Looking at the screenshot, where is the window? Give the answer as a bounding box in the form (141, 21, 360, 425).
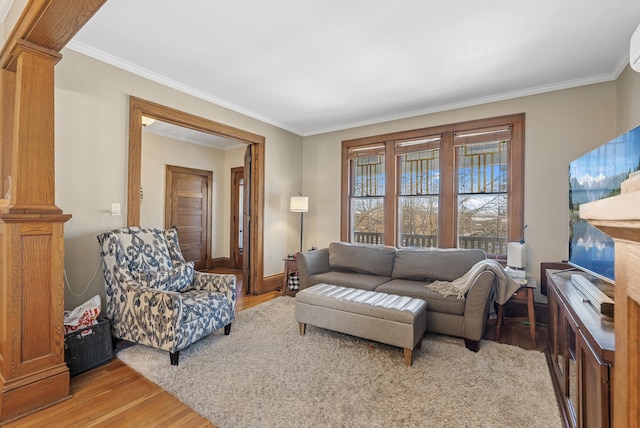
(348, 145, 386, 244)
(341, 114, 524, 258)
(396, 136, 441, 248)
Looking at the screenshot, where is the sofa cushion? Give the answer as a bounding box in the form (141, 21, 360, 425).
(328, 242, 396, 277)
(375, 279, 465, 315)
(391, 248, 486, 282)
(309, 271, 390, 291)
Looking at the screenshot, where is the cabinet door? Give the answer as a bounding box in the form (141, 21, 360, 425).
(564, 310, 579, 428)
(548, 288, 564, 382)
(578, 330, 611, 428)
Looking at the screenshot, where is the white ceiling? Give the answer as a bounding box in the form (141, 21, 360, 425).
(0, 0, 14, 22)
(142, 119, 246, 150)
(68, 1, 640, 137)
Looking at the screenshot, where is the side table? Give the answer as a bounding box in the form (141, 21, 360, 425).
(496, 279, 536, 349)
(282, 257, 298, 296)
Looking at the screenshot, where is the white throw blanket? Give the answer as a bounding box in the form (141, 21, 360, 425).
(425, 259, 522, 305)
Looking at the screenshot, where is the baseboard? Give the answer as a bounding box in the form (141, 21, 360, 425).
(0, 366, 70, 423)
(261, 274, 283, 294)
(209, 257, 230, 269)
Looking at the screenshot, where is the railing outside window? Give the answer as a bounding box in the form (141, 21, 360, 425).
(353, 232, 507, 254)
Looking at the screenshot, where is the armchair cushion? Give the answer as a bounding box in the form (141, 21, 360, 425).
(114, 227, 173, 272)
(133, 261, 195, 292)
(181, 291, 233, 323)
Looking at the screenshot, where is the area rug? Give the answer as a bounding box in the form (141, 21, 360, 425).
(117, 297, 562, 428)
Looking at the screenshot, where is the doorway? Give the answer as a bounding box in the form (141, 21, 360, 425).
(165, 165, 212, 271)
(230, 167, 244, 269)
(127, 96, 266, 294)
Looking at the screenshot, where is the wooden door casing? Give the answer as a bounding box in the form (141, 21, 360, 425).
(165, 165, 212, 271)
(128, 97, 265, 295)
(230, 166, 244, 269)
(243, 145, 252, 293)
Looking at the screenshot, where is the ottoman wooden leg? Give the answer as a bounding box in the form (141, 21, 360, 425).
(404, 348, 413, 366)
(299, 322, 306, 336)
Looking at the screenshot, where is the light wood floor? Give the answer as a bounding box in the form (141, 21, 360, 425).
(5, 270, 546, 427)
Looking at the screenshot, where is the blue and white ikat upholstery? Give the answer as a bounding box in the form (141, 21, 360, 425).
(98, 226, 236, 362)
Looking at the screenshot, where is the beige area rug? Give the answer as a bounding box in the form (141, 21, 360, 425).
(117, 297, 562, 428)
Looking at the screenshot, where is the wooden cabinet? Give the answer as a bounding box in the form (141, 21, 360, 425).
(545, 269, 614, 428)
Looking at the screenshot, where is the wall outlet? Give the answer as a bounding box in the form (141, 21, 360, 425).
(110, 203, 121, 216)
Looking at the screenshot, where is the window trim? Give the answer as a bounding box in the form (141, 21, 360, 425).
(341, 113, 525, 256)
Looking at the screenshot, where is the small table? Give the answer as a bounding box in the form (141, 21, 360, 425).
(282, 257, 298, 296)
(496, 279, 536, 349)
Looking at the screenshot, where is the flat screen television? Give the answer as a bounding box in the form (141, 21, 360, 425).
(568, 125, 640, 284)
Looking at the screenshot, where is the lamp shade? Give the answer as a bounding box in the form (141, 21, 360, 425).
(141, 116, 156, 127)
(290, 196, 309, 212)
(507, 242, 526, 269)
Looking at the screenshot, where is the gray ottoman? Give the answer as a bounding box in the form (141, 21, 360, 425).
(295, 283, 427, 366)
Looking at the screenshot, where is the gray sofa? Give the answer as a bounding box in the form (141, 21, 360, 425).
(296, 242, 497, 351)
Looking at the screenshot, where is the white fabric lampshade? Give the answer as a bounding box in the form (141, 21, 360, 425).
(290, 196, 309, 212)
(507, 242, 526, 269)
(141, 116, 156, 126)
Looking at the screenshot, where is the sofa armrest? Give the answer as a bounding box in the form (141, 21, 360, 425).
(462, 270, 496, 342)
(296, 248, 329, 290)
(193, 271, 237, 313)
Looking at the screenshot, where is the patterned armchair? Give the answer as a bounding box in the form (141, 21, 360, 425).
(97, 226, 236, 365)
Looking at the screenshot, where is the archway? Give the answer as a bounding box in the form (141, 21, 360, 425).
(127, 96, 265, 294)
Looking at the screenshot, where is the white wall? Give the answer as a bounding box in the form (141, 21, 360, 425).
(302, 82, 620, 302)
(55, 48, 303, 311)
(616, 65, 640, 134)
(45, 31, 640, 311)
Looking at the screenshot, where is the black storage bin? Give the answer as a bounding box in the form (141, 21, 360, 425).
(64, 318, 113, 376)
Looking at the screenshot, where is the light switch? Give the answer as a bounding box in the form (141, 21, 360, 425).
(110, 203, 121, 216)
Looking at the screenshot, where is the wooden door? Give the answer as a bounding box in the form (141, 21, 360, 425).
(165, 165, 212, 271)
(230, 166, 244, 269)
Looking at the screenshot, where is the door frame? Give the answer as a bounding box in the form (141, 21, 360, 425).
(127, 96, 266, 294)
(230, 166, 244, 269)
(165, 164, 213, 270)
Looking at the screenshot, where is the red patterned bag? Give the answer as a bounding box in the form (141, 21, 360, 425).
(64, 295, 101, 334)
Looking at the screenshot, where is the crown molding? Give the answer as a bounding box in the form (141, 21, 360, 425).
(66, 40, 625, 138)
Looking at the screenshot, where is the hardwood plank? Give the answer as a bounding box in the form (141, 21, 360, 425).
(123, 399, 184, 426)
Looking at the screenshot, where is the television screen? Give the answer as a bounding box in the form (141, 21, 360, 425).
(568, 125, 640, 283)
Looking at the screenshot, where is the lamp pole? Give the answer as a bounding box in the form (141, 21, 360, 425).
(299, 211, 304, 252)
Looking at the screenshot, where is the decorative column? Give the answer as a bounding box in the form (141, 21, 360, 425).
(0, 40, 71, 423)
(580, 172, 640, 428)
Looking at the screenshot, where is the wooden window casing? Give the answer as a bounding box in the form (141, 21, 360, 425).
(341, 113, 525, 258)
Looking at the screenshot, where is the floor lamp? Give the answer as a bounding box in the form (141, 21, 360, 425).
(290, 195, 309, 252)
